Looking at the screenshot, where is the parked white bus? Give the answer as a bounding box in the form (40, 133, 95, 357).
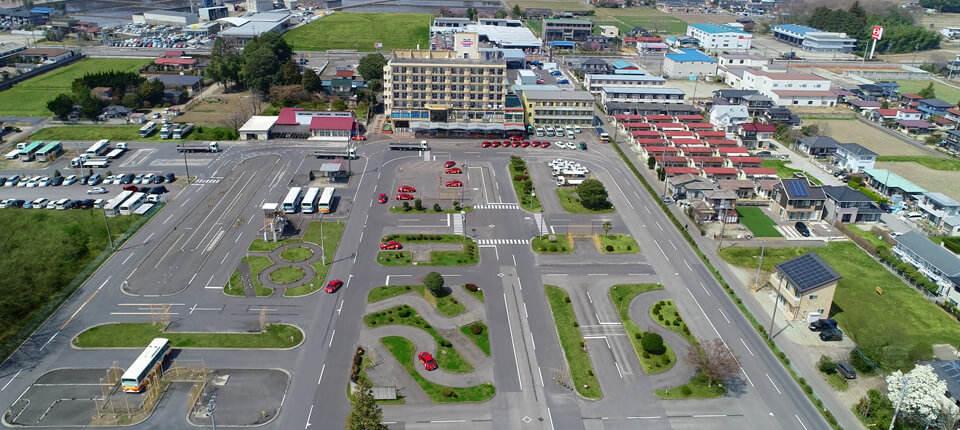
(300, 187, 320, 214)
(317, 187, 335, 213)
(120, 338, 170, 393)
(86, 139, 110, 157)
(138, 121, 157, 137)
(282, 187, 303, 214)
(103, 191, 134, 216)
(119, 192, 146, 215)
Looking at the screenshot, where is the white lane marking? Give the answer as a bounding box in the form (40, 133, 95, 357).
(305, 404, 313, 429)
(328, 330, 335, 347)
(718, 308, 731, 324)
(220, 252, 230, 264)
(188, 272, 198, 286)
(614, 361, 623, 378)
(684, 260, 692, 272)
(512, 254, 517, 267)
(1, 369, 22, 391)
(700, 282, 711, 296)
(523, 302, 528, 319)
(122, 253, 134, 265)
(645, 206, 651, 214)
(318, 364, 325, 384)
(656, 221, 663, 231)
(280, 393, 286, 407)
(693, 414, 727, 418)
(739, 338, 754, 356)
(430, 420, 465, 423)
(39, 332, 58, 352)
(163, 213, 174, 224)
(586, 291, 593, 303)
(669, 240, 677, 250)
(765, 373, 782, 394)
(547, 408, 556, 430)
(538, 366, 544, 387)
(144, 232, 155, 243)
(235, 232, 242, 243)
(337, 300, 343, 315)
(154, 233, 184, 269)
(628, 416, 661, 419)
(654, 241, 667, 258)
(796, 415, 809, 430)
(503, 293, 523, 392)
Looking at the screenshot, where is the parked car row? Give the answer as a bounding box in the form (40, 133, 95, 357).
(0, 197, 106, 210)
(808, 318, 843, 342)
(2, 172, 176, 189)
(480, 140, 552, 149)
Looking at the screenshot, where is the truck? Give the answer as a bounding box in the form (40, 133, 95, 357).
(177, 142, 221, 153)
(596, 126, 610, 142)
(106, 148, 125, 159)
(70, 153, 110, 167)
(172, 123, 194, 139)
(389, 140, 429, 151)
(314, 146, 358, 159)
(556, 173, 587, 187)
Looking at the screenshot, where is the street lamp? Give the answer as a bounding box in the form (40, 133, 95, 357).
(319, 212, 325, 266)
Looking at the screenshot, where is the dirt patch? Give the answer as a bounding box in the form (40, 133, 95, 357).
(672, 13, 740, 24)
(889, 162, 960, 201)
(806, 120, 927, 156)
(179, 92, 270, 128)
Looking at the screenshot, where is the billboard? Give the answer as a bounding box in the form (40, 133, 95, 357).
(871, 26, 883, 40)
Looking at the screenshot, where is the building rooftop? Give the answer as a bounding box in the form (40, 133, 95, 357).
(665, 49, 717, 63)
(150, 75, 203, 87)
(310, 116, 354, 131)
(238, 115, 278, 132)
(390, 50, 505, 65)
(145, 9, 197, 19)
(588, 74, 665, 82)
(20, 47, 70, 56)
(775, 252, 841, 294)
(863, 169, 927, 193)
(745, 69, 825, 81)
(602, 87, 685, 95)
(798, 136, 840, 149)
(894, 119, 935, 128)
(522, 90, 595, 101)
(823, 185, 875, 202)
(462, 24, 542, 48)
(925, 192, 960, 208)
(779, 177, 826, 200)
(220, 21, 284, 37)
(772, 24, 821, 36)
(544, 18, 592, 23)
(688, 23, 749, 35)
(837, 142, 877, 157)
(896, 231, 960, 276)
(920, 98, 955, 108)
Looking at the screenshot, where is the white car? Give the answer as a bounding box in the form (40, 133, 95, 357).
(142, 173, 155, 184)
(38, 176, 51, 187)
(25, 176, 40, 187)
(133, 174, 145, 184)
(102, 175, 114, 185)
(63, 175, 77, 186)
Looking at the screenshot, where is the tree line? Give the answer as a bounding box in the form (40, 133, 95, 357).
(46, 70, 164, 120)
(804, 1, 941, 54)
(919, 0, 960, 12)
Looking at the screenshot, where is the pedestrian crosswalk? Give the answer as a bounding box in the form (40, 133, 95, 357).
(534, 213, 549, 235)
(193, 178, 221, 184)
(775, 225, 804, 238)
(476, 239, 531, 245)
(475, 203, 521, 210)
(453, 213, 464, 235)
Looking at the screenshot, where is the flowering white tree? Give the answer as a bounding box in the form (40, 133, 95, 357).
(885, 365, 948, 424)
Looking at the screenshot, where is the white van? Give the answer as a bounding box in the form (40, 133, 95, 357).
(54, 198, 70, 210)
(574, 126, 582, 133)
(32, 198, 48, 209)
(536, 127, 545, 137)
(545, 126, 555, 136)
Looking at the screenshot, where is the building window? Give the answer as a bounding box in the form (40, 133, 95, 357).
(809, 295, 818, 300)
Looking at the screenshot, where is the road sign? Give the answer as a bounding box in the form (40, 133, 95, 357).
(374, 42, 383, 49)
(689, 75, 696, 81)
(871, 26, 883, 40)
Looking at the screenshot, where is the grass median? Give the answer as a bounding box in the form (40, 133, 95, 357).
(531, 234, 574, 254)
(269, 266, 305, 284)
(508, 157, 541, 212)
(599, 234, 639, 253)
(735, 207, 782, 238)
(376, 235, 478, 266)
(389, 205, 473, 214)
(285, 221, 344, 296)
(655, 373, 726, 399)
(367, 285, 466, 317)
(279, 246, 313, 262)
(249, 238, 302, 252)
(365, 305, 473, 373)
(463, 285, 485, 302)
(557, 188, 615, 214)
(460, 322, 491, 355)
(544, 285, 602, 399)
(73, 323, 303, 348)
(608, 284, 675, 374)
(381, 336, 495, 403)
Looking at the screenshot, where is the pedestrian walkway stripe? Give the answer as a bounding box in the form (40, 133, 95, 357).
(475, 203, 522, 210)
(194, 178, 221, 184)
(475, 239, 531, 245)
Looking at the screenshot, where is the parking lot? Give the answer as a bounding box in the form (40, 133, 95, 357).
(393, 160, 470, 205)
(6, 368, 138, 427)
(0, 172, 178, 210)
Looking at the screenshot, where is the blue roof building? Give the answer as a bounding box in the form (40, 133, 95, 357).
(686, 23, 752, 52)
(663, 49, 718, 79)
(688, 23, 749, 35)
(772, 24, 856, 53)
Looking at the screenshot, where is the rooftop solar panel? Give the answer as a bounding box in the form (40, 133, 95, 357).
(776, 253, 841, 293)
(787, 179, 808, 198)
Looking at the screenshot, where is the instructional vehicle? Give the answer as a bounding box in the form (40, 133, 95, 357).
(325, 279, 343, 293)
(395, 193, 414, 200)
(418, 352, 438, 371)
(445, 167, 462, 174)
(377, 193, 388, 204)
(398, 185, 416, 193)
(445, 180, 463, 187)
(380, 241, 402, 250)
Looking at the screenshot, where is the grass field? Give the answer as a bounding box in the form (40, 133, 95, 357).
(655, 372, 726, 399)
(463, 285, 485, 302)
(557, 188, 615, 214)
(279, 246, 313, 262)
(506, 0, 583, 10)
(376, 235, 478, 266)
(531, 234, 574, 253)
(895, 80, 960, 104)
(460, 322, 491, 355)
(509, 162, 542, 212)
(761, 160, 823, 185)
(599, 234, 639, 253)
(249, 238, 302, 252)
(524, 19, 542, 36)
(608, 284, 675, 374)
(0, 58, 150, 117)
(651, 300, 696, 347)
(73, 323, 303, 348)
(846, 225, 888, 250)
(380, 336, 495, 403)
(285, 221, 344, 296)
(29, 125, 239, 142)
(544, 285, 602, 399)
(876, 156, 960, 171)
(0, 210, 140, 361)
(283, 12, 430, 52)
(365, 305, 473, 373)
(592, 7, 688, 35)
(720, 242, 960, 371)
(735, 207, 783, 238)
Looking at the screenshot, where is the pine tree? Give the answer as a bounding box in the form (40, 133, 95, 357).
(346, 378, 386, 430)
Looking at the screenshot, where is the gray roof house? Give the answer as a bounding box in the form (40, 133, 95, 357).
(822, 185, 883, 224)
(834, 142, 877, 173)
(893, 231, 960, 304)
(797, 136, 840, 157)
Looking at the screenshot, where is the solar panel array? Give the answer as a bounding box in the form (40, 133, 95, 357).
(777, 253, 839, 293)
(787, 179, 808, 197)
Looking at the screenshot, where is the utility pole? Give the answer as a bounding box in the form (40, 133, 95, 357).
(206, 394, 217, 430)
(319, 213, 325, 266)
(753, 240, 766, 290)
(889, 376, 910, 430)
(102, 207, 114, 249)
(182, 147, 191, 184)
(768, 274, 784, 340)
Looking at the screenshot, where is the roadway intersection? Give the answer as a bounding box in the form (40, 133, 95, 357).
(0, 136, 827, 429)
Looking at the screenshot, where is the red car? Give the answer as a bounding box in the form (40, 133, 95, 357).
(536, 79, 545, 84)
(325, 279, 343, 293)
(445, 168, 463, 174)
(509, 135, 523, 141)
(395, 193, 414, 200)
(398, 185, 416, 193)
(481, 141, 491, 148)
(445, 180, 463, 187)
(531, 141, 542, 147)
(418, 352, 438, 371)
(491, 141, 501, 147)
(351, 135, 367, 141)
(380, 241, 403, 250)
(444, 160, 456, 168)
(521, 141, 530, 148)
(123, 185, 139, 192)
(500, 143, 511, 151)
(511, 141, 521, 148)
(540, 141, 551, 148)
(377, 193, 388, 204)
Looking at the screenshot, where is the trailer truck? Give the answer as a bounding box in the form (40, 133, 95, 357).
(389, 140, 429, 151)
(177, 142, 221, 153)
(314, 146, 357, 159)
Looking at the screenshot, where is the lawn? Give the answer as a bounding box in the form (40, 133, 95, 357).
(0, 210, 140, 362)
(608, 284, 676, 374)
(655, 372, 726, 399)
(876, 156, 960, 171)
(463, 284, 485, 302)
(735, 207, 783, 238)
(365, 305, 473, 373)
(895, 80, 960, 105)
(29, 125, 239, 142)
(223, 256, 274, 297)
(285, 221, 344, 296)
(0, 58, 149, 117)
(506, 0, 584, 10)
(279, 246, 313, 262)
(283, 12, 430, 52)
(509, 158, 542, 212)
(366, 285, 466, 317)
(720, 242, 960, 371)
(380, 336, 495, 403)
(846, 225, 888, 250)
(650, 300, 697, 347)
(531, 234, 574, 253)
(557, 188, 615, 214)
(73, 323, 303, 348)
(524, 19, 542, 36)
(460, 322, 491, 355)
(761, 160, 823, 185)
(376, 235, 479, 266)
(599, 234, 639, 253)
(544, 285, 602, 399)
(249, 237, 302, 252)
(269, 266, 305, 284)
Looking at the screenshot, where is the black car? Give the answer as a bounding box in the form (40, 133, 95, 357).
(819, 328, 843, 342)
(51, 176, 64, 186)
(795, 221, 811, 237)
(151, 175, 164, 184)
(165, 173, 176, 183)
(578, 142, 588, 150)
(808, 318, 837, 331)
(8, 199, 24, 208)
(138, 186, 151, 193)
(836, 361, 856, 379)
(62, 200, 77, 209)
(80, 175, 91, 185)
(0, 177, 6, 187)
(120, 173, 135, 184)
(149, 186, 168, 194)
(79, 199, 94, 209)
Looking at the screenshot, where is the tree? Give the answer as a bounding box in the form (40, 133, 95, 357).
(280, 60, 301, 85)
(302, 69, 323, 93)
(880, 100, 890, 109)
(332, 98, 349, 111)
(424, 272, 444, 297)
(433, 202, 442, 211)
(47, 94, 75, 119)
(414, 198, 424, 210)
(511, 4, 523, 18)
(602, 221, 612, 235)
(495, 9, 507, 18)
(701, 339, 740, 387)
(918, 82, 936, 99)
(885, 364, 948, 425)
(78, 96, 103, 120)
(345, 377, 387, 430)
(647, 156, 656, 169)
(121, 92, 140, 108)
(207, 37, 242, 89)
(641, 332, 664, 354)
(576, 179, 610, 210)
(242, 44, 282, 97)
(357, 53, 387, 82)
(137, 79, 164, 107)
(466, 7, 478, 21)
(656, 167, 665, 181)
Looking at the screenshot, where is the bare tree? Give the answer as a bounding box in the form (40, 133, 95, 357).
(702, 339, 740, 387)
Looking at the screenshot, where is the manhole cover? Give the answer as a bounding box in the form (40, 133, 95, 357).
(522, 416, 532, 423)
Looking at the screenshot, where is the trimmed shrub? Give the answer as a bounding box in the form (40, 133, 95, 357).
(641, 332, 665, 354)
(818, 356, 836, 374)
(605, 244, 614, 252)
(680, 385, 692, 396)
(465, 283, 479, 292)
(398, 309, 411, 318)
(469, 323, 484, 335)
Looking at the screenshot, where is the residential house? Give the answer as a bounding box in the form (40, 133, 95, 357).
(685, 23, 752, 52)
(848, 100, 882, 112)
(942, 216, 960, 237)
(868, 108, 900, 124)
(701, 167, 740, 181)
(584, 74, 666, 93)
(899, 93, 924, 109)
(944, 129, 960, 154)
(918, 99, 955, 118)
(893, 231, 960, 303)
(717, 179, 756, 199)
(162, 89, 184, 105)
(895, 119, 936, 136)
(875, 81, 900, 99)
(736, 122, 776, 149)
(154, 56, 198, 71)
(862, 168, 928, 202)
(98, 104, 133, 121)
(702, 189, 739, 222)
(945, 107, 960, 123)
(600, 87, 685, 105)
(667, 173, 717, 199)
(18, 47, 73, 63)
(768, 252, 841, 320)
(834, 143, 877, 173)
(579, 57, 612, 74)
(150, 75, 203, 97)
(771, 177, 826, 221)
(764, 106, 800, 126)
(918, 192, 960, 228)
(739, 68, 836, 107)
(797, 136, 840, 157)
(90, 87, 114, 100)
(543, 18, 593, 42)
(822, 185, 884, 224)
(717, 53, 768, 68)
(853, 84, 885, 101)
(932, 116, 957, 130)
(707, 104, 749, 132)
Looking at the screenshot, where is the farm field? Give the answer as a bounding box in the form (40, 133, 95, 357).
(179, 93, 270, 127)
(889, 162, 960, 202)
(592, 7, 687, 35)
(283, 12, 430, 52)
(805, 119, 926, 156)
(895, 80, 960, 104)
(0, 58, 150, 117)
(506, 0, 585, 11)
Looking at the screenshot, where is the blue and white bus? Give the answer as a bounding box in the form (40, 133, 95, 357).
(300, 187, 320, 214)
(317, 187, 335, 214)
(282, 187, 303, 214)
